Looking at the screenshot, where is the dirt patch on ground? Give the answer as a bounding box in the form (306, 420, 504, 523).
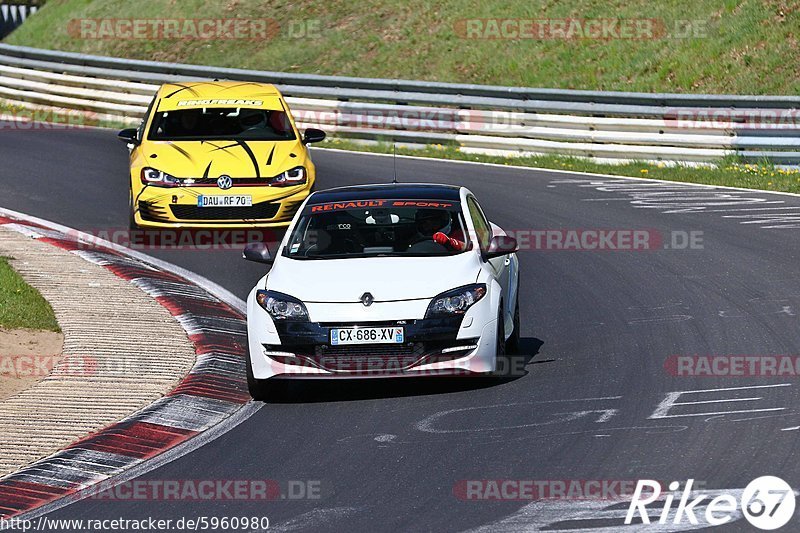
(0, 328, 64, 400)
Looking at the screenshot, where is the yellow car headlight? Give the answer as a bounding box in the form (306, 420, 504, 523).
(269, 166, 306, 187)
(141, 168, 180, 188)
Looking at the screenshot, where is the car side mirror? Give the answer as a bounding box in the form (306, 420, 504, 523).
(118, 128, 140, 145)
(243, 242, 273, 264)
(302, 128, 326, 144)
(485, 235, 518, 259)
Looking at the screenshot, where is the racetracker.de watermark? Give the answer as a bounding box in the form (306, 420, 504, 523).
(665, 355, 800, 378)
(261, 353, 535, 377)
(71, 479, 321, 501)
(0, 354, 180, 378)
(0, 354, 95, 378)
(664, 108, 800, 130)
(304, 107, 796, 135)
(66, 229, 282, 251)
(0, 109, 99, 130)
(453, 479, 707, 501)
(67, 18, 322, 40)
(505, 229, 703, 251)
(454, 18, 708, 40)
(63, 229, 702, 252)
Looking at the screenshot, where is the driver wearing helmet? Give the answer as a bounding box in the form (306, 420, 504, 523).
(408, 209, 465, 252)
(238, 108, 267, 132)
(163, 108, 202, 136)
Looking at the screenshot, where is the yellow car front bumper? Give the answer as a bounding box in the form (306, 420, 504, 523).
(132, 185, 310, 229)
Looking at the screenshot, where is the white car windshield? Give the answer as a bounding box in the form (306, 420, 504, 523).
(284, 200, 472, 259)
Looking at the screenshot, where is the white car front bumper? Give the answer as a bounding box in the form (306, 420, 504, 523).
(246, 283, 502, 380)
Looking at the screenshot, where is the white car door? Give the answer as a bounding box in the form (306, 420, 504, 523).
(466, 196, 513, 324)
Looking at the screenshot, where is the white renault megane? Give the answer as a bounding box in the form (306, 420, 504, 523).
(243, 183, 520, 398)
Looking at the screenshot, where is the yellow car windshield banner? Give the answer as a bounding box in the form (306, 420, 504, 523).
(158, 96, 285, 112)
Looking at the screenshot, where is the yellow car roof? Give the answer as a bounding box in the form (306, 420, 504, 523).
(156, 81, 284, 112)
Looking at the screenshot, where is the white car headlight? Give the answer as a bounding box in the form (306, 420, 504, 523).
(426, 284, 487, 318)
(256, 290, 309, 321)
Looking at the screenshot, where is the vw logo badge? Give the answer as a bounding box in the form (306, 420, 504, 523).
(216, 175, 233, 190)
(360, 292, 374, 307)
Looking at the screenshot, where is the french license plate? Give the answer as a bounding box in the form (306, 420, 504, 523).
(197, 195, 252, 207)
(330, 327, 404, 346)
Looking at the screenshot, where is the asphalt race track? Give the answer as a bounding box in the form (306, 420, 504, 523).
(2, 126, 800, 532)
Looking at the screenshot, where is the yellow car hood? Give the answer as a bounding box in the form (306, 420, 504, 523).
(142, 139, 305, 179)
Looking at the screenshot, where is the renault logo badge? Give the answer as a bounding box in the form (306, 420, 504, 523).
(216, 175, 233, 190)
(360, 292, 374, 307)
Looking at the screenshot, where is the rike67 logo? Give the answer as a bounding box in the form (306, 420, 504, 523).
(626, 477, 796, 530)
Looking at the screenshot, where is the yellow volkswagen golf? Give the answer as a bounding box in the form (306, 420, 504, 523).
(118, 81, 325, 229)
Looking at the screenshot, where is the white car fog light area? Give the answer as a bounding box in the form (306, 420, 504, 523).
(441, 345, 479, 354)
(261, 347, 296, 358)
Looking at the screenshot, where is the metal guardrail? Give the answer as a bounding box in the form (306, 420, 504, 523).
(0, 43, 798, 165)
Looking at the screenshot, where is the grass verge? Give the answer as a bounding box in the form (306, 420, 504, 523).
(318, 138, 800, 194)
(4, 0, 799, 94)
(0, 257, 60, 332)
